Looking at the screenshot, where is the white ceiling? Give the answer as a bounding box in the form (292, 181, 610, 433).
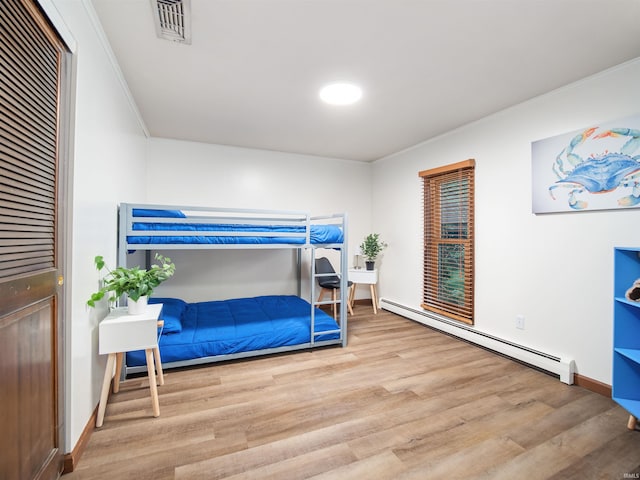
(91, 0, 640, 162)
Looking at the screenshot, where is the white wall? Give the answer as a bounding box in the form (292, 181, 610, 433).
(51, 0, 148, 452)
(372, 58, 640, 385)
(145, 139, 372, 302)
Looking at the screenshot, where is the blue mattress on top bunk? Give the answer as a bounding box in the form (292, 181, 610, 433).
(126, 295, 341, 367)
(127, 208, 344, 245)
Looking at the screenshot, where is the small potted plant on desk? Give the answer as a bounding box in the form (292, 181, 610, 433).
(360, 233, 388, 270)
(87, 253, 176, 314)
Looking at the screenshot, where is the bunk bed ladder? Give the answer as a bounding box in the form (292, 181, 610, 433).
(310, 247, 318, 346)
(309, 214, 348, 348)
(339, 217, 348, 347)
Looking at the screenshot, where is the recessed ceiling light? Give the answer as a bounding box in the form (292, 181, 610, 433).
(319, 82, 363, 105)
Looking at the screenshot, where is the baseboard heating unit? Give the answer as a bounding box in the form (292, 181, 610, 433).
(380, 299, 575, 385)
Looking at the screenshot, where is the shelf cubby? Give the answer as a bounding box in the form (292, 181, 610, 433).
(613, 247, 640, 429)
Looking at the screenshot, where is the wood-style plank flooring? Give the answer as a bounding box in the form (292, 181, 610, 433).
(65, 306, 640, 479)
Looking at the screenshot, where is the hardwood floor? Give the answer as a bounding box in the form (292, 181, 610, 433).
(65, 307, 640, 479)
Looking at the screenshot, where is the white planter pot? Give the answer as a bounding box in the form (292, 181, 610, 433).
(127, 295, 148, 315)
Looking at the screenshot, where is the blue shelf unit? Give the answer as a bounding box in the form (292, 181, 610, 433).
(613, 247, 640, 428)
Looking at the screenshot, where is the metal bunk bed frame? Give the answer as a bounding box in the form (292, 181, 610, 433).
(117, 203, 349, 376)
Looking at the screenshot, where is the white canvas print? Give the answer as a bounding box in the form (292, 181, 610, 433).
(531, 115, 640, 213)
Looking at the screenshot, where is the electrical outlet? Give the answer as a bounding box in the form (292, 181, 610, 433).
(516, 314, 525, 330)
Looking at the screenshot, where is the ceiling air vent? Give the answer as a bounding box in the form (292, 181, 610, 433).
(151, 0, 191, 44)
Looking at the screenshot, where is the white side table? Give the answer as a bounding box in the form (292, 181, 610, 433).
(96, 303, 164, 427)
(348, 269, 379, 314)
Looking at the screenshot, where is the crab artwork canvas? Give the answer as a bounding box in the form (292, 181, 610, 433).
(532, 114, 640, 213)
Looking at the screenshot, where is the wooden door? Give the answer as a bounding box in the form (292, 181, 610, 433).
(0, 0, 67, 478)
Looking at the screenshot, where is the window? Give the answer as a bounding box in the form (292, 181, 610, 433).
(419, 159, 475, 324)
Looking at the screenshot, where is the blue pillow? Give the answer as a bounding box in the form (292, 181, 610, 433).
(132, 208, 186, 218)
(149, 297, 186, 334)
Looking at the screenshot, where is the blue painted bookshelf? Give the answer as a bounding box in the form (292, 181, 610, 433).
(613, 247, 640, 430)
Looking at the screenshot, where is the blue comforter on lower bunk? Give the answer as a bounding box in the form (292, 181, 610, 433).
(126, 295, 341, 367)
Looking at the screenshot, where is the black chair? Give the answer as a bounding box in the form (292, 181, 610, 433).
(315, 257, 354, 319)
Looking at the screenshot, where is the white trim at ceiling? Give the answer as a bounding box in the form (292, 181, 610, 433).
(80, 0, 150, 138)
(37, 0, 77, 52)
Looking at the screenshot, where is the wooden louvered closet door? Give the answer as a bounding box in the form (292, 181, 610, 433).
(0, 0, 67, 479)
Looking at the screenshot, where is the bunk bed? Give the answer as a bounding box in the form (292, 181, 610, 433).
(117, 203, 349, 376)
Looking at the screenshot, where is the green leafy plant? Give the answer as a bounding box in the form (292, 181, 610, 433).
(360, 233, 388, 261)
(87, 253, 176, 307)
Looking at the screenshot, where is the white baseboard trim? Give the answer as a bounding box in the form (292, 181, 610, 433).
(380, 298, 575, 385)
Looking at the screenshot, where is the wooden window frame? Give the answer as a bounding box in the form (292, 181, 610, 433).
(419, 159, 475, 324)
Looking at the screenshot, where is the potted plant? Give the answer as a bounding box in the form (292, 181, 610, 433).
(360, 233, 387, 270)
(87, 253, 176, 314)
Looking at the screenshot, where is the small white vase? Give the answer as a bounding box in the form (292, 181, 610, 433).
(127, 295, 148, 315)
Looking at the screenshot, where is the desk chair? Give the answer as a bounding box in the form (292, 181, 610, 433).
(315, 257, 354, 319)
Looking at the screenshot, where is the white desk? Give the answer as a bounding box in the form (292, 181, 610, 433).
(96, 303, 164, 427)
(348, 268, 379, 314)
